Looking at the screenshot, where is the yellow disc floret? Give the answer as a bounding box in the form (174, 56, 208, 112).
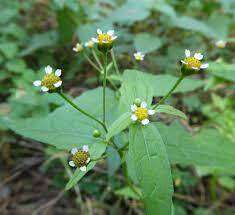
(41, 73, 61, 91)
(183, 57, 202, 69)
(134, 107, 148, 121)
(98, 33, 112, 44)
(72, 150, 90, 168)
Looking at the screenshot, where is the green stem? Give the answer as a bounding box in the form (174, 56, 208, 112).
(58, 92, 107, 132)
(111, 49, 120, 75)
(92, 49, 103, 70)
(153, 75, 184, 109)
(102, 52, 108, 125)
(83, 52, 100, 72)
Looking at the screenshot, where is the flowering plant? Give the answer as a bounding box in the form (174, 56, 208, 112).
(7, 28, 217, 215)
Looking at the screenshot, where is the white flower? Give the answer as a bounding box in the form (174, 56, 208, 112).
(69, 145, 90, 172)
(85, 40, 94, 48)
(181, 49, 209, 71)
(73, 43, 83, 52)
(131, 101, 155, 125)
(92, 29, 117, 44)
(33, 65, 62, 92)
(215, 40, 226, 48)
(134, 52, 145, 61)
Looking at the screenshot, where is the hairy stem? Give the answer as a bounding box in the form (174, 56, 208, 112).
(153, 75, 184, 109)
(102, 52, 108, 125)
(111, 49, 120, 75)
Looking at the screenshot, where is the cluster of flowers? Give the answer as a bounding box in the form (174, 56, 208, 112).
(33, 28, 214, 172)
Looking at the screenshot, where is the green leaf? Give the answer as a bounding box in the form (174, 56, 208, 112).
(65, 141, 106, 190)
(155, 105, 187, 120)
(3, 88, 118, 150)
(119, 70, 203, 113)
(115, 186, 141, 200)
(106, 112, 132, 141)
(129, 124, 173, 215)
(0, 42, 18, 59)
(156, 122, 235, 174)
(209, 61, 235, 82)
(134, 33, 163, 53)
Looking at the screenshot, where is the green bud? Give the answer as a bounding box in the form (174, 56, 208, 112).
(93, 129, 101, 138)
(134, 98, 142, 107)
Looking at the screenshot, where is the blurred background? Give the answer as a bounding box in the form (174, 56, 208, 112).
(0, 0, 234, 214)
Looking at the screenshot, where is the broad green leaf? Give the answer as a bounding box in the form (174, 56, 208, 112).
(106, 112, 132, 141)
(134, 33, 163, 53)
(119, 70, 154, 113)
(115, 186, 141, 200)
(209, 61, 235, 82)
(129, 124, 173, 215)
(65, 141, 106, 190)
(108, 0, 150, 25)
(156, 122, 235, 174)
(3, 88, 118, 150)
(0, 42, 18, 59)
(119, 70, 203, 113)
(155, 105, 187, 120)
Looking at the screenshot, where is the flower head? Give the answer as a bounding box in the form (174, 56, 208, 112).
(85, 40, 94, 48)
(73, 43, 83, 52)
(180, 49, 209, 76)
(92, 29, 117, 52)
(69, 145, 90, 172)
(134, 52, 145, 61)
(33, 65, 62, 93)
(215, 40, 226, 48)
(131, 101, 155, 125)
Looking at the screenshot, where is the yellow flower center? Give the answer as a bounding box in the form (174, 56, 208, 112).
(72, 150, 90, 168)
(41, 73, 61, 90)
(184, 57, 202, 69)
(135, 107, 148, 121)
(98, 34, 112, 44)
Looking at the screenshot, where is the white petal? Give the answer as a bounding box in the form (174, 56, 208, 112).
(53, 81, 62, 88)
(192, 67, 199, 70)
(41, 86, 49, 92)
(131, 114, 138, 121)
(92, 38, 98, 43)
(148, 109, 155, 115)
(140, 101, 147, 108)
(83, 145, 89, 152)
(85, 42, 89, 47)
(200, 63, 209, 69)
(111, 35, 117, 40)
(45, 65, 52, 74)
(131, 104, 137, 112)
(194, 53, 203, 60)
(107, 30, 114, 36)
(33, 80, 41, 87)
(69, 161, 75, 167)
(80, 166, 87, 172)
(71, 148, 78, 155)
(86, 158, 91, 163)
(185, 49, 190, 58)
(141, 119, 150, 125)
(55, 69, 61, 77)
(97, 29, 102, 34)
(181, 60, 188, 65)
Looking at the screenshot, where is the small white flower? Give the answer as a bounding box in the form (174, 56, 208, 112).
(134, 52, 145, 61)
(215, 40, 226, 48)
(33, 66, 63, 92)
(69, 145, 90, 172)
(85, 40, 94, 48)
(92, 29, 117, 44)
(130, 100, 155, 126)
(181, 49, 209, 71)
(73, 43, 83, 52)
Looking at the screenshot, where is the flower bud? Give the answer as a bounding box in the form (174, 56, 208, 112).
(134, 98, 141, 107)
(93, 129, 101, 138)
